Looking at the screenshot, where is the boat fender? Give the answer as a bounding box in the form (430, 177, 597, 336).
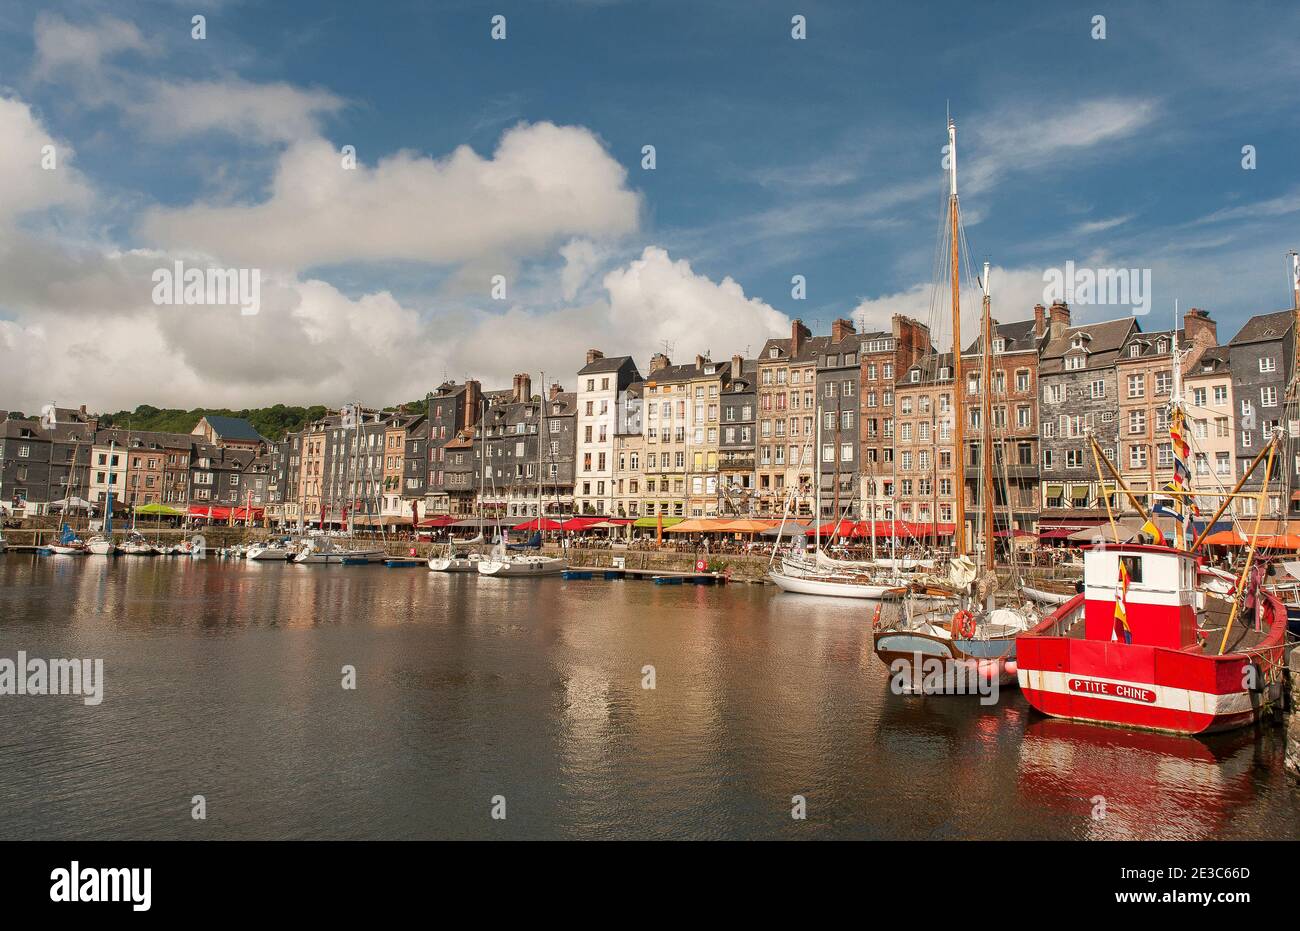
(871, 604, 882, 629)
(952, 610, 977, 639)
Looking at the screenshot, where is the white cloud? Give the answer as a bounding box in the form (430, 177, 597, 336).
(1075, 214, 1134, 235)
(134, 79, 346, 144)
(140, 122, 642, 271)
(32, 13, 146, 83)
(0, 96, 91, 222)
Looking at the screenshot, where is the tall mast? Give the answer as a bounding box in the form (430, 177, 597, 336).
(1291, 251, 1300, 400)
(949, 117, 966, 557)
(981, 262, 995, 573)
(1170, 314, 1188, 550)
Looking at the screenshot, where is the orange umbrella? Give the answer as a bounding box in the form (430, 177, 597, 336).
(1201, 530, 1246, 546)
(1251, 532, 1300, 549)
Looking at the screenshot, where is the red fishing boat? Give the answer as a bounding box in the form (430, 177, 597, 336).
(1017, 542, 1287, 735)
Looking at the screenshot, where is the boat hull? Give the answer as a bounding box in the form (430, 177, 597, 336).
(246, 546, 293, 561)
(1016, 593, 1285, 736)
(873, 628, 1018, 689)
(294, 550, 386, 564)
(770, 570, 904, 600)
(476, 557, 566, 577)
(47, 544, 87, 556)
(1022, 584, 1075, 606)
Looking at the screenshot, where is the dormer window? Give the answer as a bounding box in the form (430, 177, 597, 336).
(1156, 340, 1166, 354)
(1129, 345, 1140, 358)
(992, 338, 1005, 353)
(704, 365, 716, 375)
(769, 347, 779, 359)
(939, 367, 950, 380)
(1072, 337, 1086, 350)
(1066, 355, 1085, 371)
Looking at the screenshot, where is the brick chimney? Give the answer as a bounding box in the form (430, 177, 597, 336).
(790, 318, 812, 356)
(585, 349, 604, 366)
(462, 380, 481, 430)
(731, 354, 744, 380)
(892, 314, 932, 364)
(649, 352, 671, 374)
(1032, 303, 1047, 338)
(1048, 300, 1071, 339)
(695, 353, 707, 370)
(549, 382, 563, 402)
(1183, 307, 1217, 348)
(512, 373, 532, 403)
(830, 317, 856, 343)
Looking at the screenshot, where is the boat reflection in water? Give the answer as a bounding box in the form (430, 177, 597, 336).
(1016, 718, 1267, 840)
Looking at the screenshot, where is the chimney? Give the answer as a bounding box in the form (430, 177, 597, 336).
(695, 354, 707, 370)
(649, 352, 670, 374)
(549, 382, 563, 402)
(585, 349, 604, 366)
(731, 354, 744, 379)
(1183, 307, 1216, 348)
(791, 318, 812, 356)
(462, 380, 481, 430)
(1048, 300, 1071, 339)
(1033, 303, 1047, 338)
(512, 373, 532, 403)
(830, 317, 856, 343)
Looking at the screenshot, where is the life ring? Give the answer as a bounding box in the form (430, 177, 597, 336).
(952, 610, 977, 639)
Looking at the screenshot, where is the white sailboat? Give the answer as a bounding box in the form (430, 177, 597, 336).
(292, 534, 386, 564)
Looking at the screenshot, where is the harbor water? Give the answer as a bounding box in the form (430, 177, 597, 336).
(0, 555, 1296, 840)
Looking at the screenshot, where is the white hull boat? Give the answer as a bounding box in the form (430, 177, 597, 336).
(770, 569, 906, 600)
(292, 537, 386, 564)
(477, 554, 567, 577)
(47, 544, 88, 556)
(1021, 583, 1075, 606)
(246, 542, 295, 561)
(87, 536, 118, 556)
(428, 553, 483, 572)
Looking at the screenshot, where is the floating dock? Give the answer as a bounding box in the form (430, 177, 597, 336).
(384, 557, 426, 568)
(565, 566, 725, 585)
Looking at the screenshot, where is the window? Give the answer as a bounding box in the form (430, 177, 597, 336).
(1042, 450, 1054, 470)
(1067, 449, 1083, 469)
(1127, 374, 1144, 398)
(1090, 380, 1105, 399)
(1128, 410, 1146, 435)
(1213, 385, 1228, 405)
(1120, 554, 1143, 584)
(1260, 357, 1276, 373)
(1066, 355, 1085, 371)
(1129, 445, 1148, 469)
(1192, 387, 1207, 407)
(1261, 386, 1278, 407)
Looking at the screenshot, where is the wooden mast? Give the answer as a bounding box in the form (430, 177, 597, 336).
(949, 117, 966, 557)
(981, 262, 995, 573)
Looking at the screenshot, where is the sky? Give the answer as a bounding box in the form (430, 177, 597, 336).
(1, 0, 1299, 413)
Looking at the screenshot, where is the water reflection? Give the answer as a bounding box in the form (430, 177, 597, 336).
(0, 555, 1295, 839)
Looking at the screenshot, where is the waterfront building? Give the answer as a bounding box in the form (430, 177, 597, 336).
(816, 318, 862, 521)
(1226, 309, 1294, 512)
(1036, 303, 1137, 532)
(423, 380, 481, 516)
(382, 414, 421, 523)
(641, 354, 692, 519)
(1182, 345, 1235, 515)
(88, 429, 130, 509)
(613, 381, 645, 519)
(575, 350, 642, 515)
(894, 351, 956, 533)
(1114, 308, 1217, 513)
(718, 355, 757, 515)
(960, 311, 1047, 539)
(189, 443, 257, 507)
(858, 316, 931, 524)
(683, 354, 733, 517)
(0, 416, 52, 515)
(755, 319, 819, 517)
(123, 431, 193, 507)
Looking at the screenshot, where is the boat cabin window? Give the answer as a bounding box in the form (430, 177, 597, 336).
(1119, 554, 1142, 584)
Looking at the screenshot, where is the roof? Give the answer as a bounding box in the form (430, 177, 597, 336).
(579, 354, 636, 376)
(1187, 345, 1231, 377)
(897, 351, 956, 387)
(962, 317, 1043, 355)
(200, 415, 264, 442)
(1229, 310, 1295, 346)
(1039, 317, 1137, 374)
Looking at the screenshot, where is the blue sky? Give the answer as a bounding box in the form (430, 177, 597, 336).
(1, 0, 1298, 410)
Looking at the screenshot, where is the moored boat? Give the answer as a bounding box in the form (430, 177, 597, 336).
(1017, 542, 1287, 735)
(292, 536, 386, 564)
(770, 568, 906, 599)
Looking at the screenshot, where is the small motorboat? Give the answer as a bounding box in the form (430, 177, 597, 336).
(246, 540, 295, 561)
(120, 531, 158, 556)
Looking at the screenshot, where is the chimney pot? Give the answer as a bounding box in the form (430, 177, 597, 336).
(831, 317, 856, 343)
(585, 349, 604, 365)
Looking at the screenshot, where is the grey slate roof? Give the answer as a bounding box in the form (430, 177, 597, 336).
(202, 415, 264, 442)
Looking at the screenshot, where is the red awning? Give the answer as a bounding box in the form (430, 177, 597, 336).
(513, 518, 564, 531)
(187, 505, 231, 520)
(993, 529, 1034, 538)
(1037, 528, 1078, 540)
(231, 507, 264, 520)
(559, 517, 605, 530)
(417, 515, 458, 528)
(814, 520, 859, 536)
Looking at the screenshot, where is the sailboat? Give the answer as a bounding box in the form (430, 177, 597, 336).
(478, 373, 568, 578)
(87, 480, 118, 555)
(872, 118, 1034, 688)
(769, 414, 908, 598)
